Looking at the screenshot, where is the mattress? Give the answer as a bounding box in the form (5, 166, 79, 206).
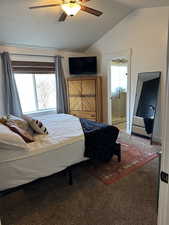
(0, 114, 86, 191)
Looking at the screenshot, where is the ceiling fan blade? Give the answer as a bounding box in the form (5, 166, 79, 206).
(80, 5, 103, 16)
(58, 12, 67, 22)
(29, 4, 60, 10)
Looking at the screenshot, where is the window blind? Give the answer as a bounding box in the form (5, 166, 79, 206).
(12, 61, 55, 74)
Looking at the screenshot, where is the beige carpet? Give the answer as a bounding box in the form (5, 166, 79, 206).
(0, 157, 158, 225)
(0, 134, 160, 225)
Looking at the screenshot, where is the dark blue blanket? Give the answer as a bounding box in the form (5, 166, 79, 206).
(79, 118, 119, 162)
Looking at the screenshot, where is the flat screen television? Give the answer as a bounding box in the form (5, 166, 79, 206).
(69, 56, 97, 75)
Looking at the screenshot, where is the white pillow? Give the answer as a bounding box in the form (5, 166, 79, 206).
(23, 115, 48, 135)
(0, 123, 28, 151)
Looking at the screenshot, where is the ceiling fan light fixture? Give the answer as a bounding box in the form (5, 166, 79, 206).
(61, 2, 81, 16)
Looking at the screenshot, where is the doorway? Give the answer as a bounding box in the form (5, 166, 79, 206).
(110, 59, 128, 132)
(107, 50, 131, 133)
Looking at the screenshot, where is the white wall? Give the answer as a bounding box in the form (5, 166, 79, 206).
(86, 7, 169, 142)
(0, 45, 86, 115)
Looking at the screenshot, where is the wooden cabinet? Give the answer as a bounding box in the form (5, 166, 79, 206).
(67, 76, 102, 122)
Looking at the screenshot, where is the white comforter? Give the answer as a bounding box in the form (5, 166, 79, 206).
(0, 114, 86, 191)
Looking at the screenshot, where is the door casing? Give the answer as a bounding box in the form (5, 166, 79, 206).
(106, 49, 132, 133)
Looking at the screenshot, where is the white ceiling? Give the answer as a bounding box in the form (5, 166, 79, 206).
(115, 0, 169, 8)
(0, 0, 169, 51)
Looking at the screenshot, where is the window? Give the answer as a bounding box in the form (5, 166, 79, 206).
(14, 73, 56, 114)
(12, 61, 56, 114)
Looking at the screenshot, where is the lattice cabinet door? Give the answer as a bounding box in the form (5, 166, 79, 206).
(68, 80, 81, 96)
(82, 97, 96, 112)
(81, 79, 96, 112)
(81, 79, 96, 96)
(69, 97, 82, 111)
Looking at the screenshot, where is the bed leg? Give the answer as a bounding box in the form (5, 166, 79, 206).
(118, 144, 121, 162)
(68, 167, 73, 185)
(115, 143, 121, 162)
(118, 152, 121, 162)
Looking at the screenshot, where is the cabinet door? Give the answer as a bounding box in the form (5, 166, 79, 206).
(82, 97, 96, 112)
(68, 80, 81, 96)
(69, 97, 82, 111)
(82, 80, 96, 96)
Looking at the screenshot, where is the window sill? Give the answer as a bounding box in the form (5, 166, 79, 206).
(24, 109, 57, 117)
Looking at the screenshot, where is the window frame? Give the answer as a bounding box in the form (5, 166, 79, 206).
(13, 61, 56, 115)
(14, 70, 57, 116)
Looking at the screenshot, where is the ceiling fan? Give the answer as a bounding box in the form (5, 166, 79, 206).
(29, 0, 103, 22)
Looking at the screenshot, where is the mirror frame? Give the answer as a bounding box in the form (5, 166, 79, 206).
(131, 71, 161, 144)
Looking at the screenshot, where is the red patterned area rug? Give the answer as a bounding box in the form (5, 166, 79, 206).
(89, 142, 158, 185)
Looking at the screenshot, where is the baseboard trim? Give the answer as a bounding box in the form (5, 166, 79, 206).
(152, 136, 161, 145)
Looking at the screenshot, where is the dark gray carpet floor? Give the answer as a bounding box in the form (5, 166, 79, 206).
(0, 157, 158, 225)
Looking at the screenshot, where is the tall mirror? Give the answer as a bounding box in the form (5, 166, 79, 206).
(132, 71, 161, 143)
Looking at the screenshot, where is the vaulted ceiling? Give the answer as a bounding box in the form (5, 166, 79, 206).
(0, 0, 169, 51)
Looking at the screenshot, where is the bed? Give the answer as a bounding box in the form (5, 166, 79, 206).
(0, 114, 87, 191)
(0, 114, 120, 192)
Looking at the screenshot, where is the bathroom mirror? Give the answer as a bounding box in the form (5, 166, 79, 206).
(131, 71, 161, 143)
